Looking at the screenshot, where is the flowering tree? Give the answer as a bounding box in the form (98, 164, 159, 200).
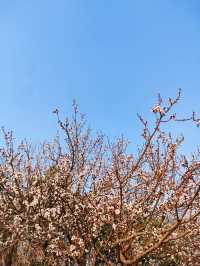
(0, 91, 200, 265)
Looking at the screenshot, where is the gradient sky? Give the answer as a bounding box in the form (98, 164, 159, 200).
(0, 0, 200, 154)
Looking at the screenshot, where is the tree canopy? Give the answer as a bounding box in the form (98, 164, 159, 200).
(0, 91, 200, 265)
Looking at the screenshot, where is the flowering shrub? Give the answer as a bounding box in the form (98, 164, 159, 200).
(0, 91, 200, 265)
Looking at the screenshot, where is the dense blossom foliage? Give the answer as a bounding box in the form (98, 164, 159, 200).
(1, 92, 200, 265)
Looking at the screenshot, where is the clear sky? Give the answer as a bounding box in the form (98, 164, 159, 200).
(0, 0, 200, 154)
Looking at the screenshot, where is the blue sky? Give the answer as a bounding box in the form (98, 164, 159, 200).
(0, 0, 200, 154)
